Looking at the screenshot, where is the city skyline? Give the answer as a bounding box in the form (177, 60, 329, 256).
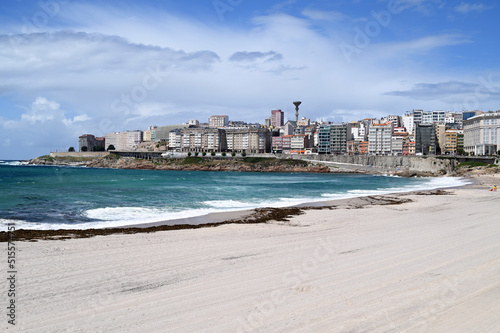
(1, 0, 500, 159)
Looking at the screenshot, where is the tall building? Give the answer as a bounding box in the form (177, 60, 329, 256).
(435, 124, 447, 151)
(318, 125, 331, 154)
(316, 123, 349, 154)
(209, 115, 229, 128)
(368, 122, 393, 155)
(330, 123, 348, 154)
(271, 110, 284, 127)
(415, 124, 437, 155)
(463, 111, 500, 155)
(443, 130, 459, 154)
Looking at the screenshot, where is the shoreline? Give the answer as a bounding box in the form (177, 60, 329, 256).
(0, 175, 477, 242)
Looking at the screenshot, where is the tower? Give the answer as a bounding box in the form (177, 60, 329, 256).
(293, 101, 301, 124)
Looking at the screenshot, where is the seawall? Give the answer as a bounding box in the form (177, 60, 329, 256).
(265, 154, 457, 174)
(50, 152, 110, 158)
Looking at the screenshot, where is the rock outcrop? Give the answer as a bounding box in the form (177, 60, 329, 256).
(85, 156, 331, 173)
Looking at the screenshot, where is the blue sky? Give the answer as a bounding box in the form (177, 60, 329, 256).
(1, 0, 499, 159)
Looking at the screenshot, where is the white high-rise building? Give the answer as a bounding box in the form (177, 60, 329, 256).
(368, 122, 393, 155)
(402, 114, 414, 134)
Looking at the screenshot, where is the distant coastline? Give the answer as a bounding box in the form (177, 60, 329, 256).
(26, 153, 500, 177)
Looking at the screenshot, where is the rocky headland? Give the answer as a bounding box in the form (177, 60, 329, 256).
(29, 155, 331, 173)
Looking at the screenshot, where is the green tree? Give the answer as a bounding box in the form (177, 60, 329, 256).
(107, 145, 116, 151)
(241, 150, 246, 157)
(81, 146, 88, 152)
(68, 147, 75, 152)
(195, 152, 199, 157)
(231, 151, 236, 157)
(211, 151, 216, 156)
(187, 152, 192, 157)
(202, 152, 207, 156)
(221, 152, 226, 157)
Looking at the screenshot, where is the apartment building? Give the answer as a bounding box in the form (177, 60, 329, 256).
(168, 128, 226, 152)
(271, 110, 284, 127)
(290, 134, 313, 154)
(368, 122, 393, 155)
(330, 123, 349, 154)
(443, 130, 459, 154)
(225, 128, 271, 153)
(318, 125, 331, 154)
(391, 132, 408, 156)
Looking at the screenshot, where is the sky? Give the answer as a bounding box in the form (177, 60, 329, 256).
(1, 0, 499, 159)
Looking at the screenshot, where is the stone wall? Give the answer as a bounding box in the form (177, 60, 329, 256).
(265, 154, 457, 173)
(50, 152, 110, 158)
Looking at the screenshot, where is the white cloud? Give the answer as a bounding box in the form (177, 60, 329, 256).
(372, 33, 470, 57)
(1, 1, 499, 159)
(301, 9, 347, 21)
(392, 0, 445, 14)
(454, 2, 491, 14)
(20, 97, 62, 124)
(229, 51, 283, 62)
(0, 96, 94, 158)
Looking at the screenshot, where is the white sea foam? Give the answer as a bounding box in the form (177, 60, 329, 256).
(0, 160, 28, 166)
(0, 176, 471, 231)
(203, 200, 260, 209)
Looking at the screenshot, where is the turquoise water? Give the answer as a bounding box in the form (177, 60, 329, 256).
(0, 161, 468, 230)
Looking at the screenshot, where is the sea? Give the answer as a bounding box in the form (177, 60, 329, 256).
(0, 160, 470, 231)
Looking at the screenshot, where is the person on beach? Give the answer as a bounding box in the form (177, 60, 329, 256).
(494, 185, 497, 191)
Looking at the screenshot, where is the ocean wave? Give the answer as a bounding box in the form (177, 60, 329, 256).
(0, 160, 29, 166)
(0, 176, 471, 231)
(203, 200, 259, 209)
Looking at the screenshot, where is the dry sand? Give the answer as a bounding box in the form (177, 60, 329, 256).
(5, 175, 500, 332)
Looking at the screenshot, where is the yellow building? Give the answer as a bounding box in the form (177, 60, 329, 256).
(444, 130, 458, 154)
(143, 130, 152, 142)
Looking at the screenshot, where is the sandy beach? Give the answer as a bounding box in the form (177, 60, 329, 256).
(5, 174, 500, 332)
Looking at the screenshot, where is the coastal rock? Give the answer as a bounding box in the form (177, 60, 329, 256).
(84, 156, 331, 173)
